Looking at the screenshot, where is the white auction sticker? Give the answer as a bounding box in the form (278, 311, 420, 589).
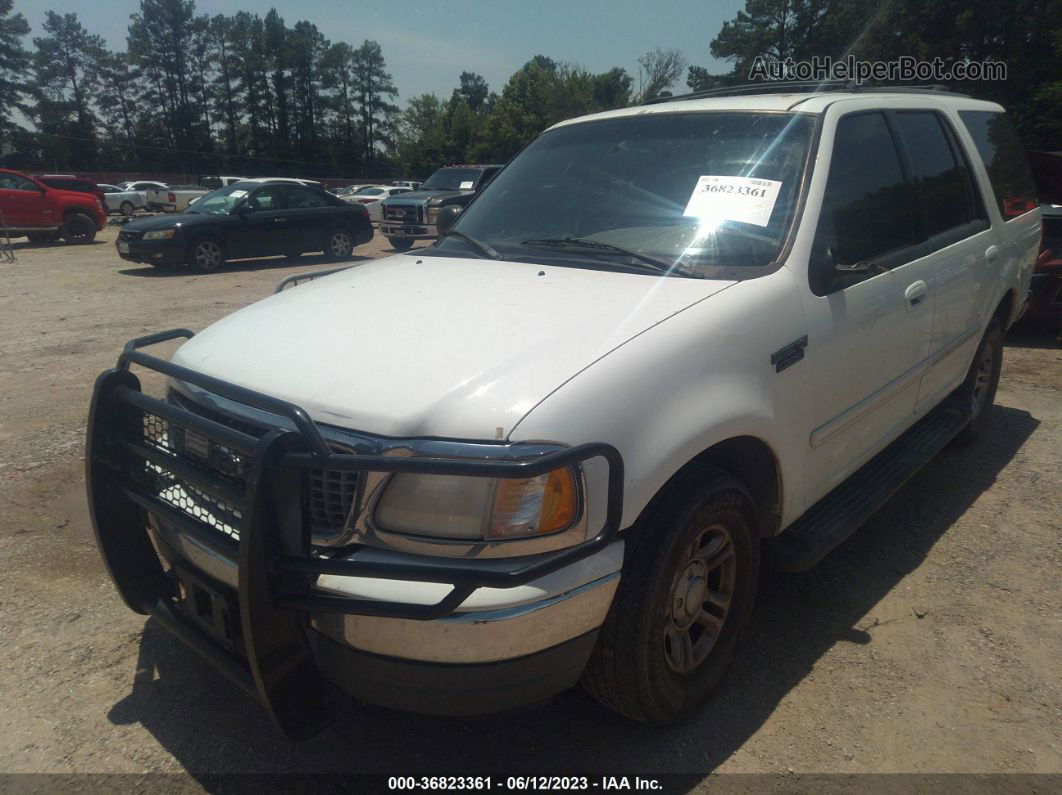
(683, 175, 782, 227)
(459, 180, 474, 189)
(230, 189, 247, 198)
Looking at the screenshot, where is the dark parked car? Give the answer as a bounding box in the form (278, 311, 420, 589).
(35, 175, 109, 212)
(115, 180, 373, 272)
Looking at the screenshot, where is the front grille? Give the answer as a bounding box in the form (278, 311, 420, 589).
(140, 409, 245, 540)
(384, 204, 421, 223)
(156, 390, 360, 540)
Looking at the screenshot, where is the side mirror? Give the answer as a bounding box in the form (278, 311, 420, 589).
(435, 204, 462, 235)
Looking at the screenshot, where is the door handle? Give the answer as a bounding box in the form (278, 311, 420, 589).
(273, 218, 287, 223)
(985, 244, 1000, 262)
(904, 280, 928, 310)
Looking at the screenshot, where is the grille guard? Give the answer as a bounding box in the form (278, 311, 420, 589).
(87, 328, 624, 738)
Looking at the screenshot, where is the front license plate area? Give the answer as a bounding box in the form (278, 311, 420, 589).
(117, 241, 130, 253)
(174, 565, 242, 655)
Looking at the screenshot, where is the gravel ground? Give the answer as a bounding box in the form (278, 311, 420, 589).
(0, 226, 1059, 785)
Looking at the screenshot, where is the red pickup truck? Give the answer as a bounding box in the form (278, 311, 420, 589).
(0, 168, 106, 243)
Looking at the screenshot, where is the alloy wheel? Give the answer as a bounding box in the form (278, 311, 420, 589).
(663, 522, 736, 674)
(330, 231, 352, 257)
(194, 240, 223, 270)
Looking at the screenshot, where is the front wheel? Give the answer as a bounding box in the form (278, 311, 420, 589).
(62, 213, 97, 243)
(952, 319, 1003, 445)
(582, 471, 760, 724)
(323, 227, 354, 260)
(119, 200, 135, 216)
(387, 236, 414, 252)
(187, 237, 226, 272)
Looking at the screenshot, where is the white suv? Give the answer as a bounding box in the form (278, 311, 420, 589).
(86, 86, 1040, 738)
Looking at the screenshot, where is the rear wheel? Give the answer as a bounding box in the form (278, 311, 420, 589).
(187, 237, 226, 272)
(582, 471, 760, 724)
(62, 213, 96, 244)
(119, 200, 135, 216)
(323, 227, 354, 260)
(387, 236, 414, 252)
(953, 319, 1003, 445)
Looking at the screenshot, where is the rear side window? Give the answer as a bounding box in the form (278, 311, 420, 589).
(284, 186, 331, 208)
(820, 112, 919, 268)
(959, 111, 1037, 220)
(893, 111, 985, 237)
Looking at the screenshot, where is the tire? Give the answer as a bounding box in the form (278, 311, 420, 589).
(582, 470, 760, 724)
(61, 213, 97, 244)
(323, 227, 354, 261)
(952, 319, 1004, 445)
(119, 201, 135, 216)
(187, 237, 226, 272)
(387, 236, 415, 252)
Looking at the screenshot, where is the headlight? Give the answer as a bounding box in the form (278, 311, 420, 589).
(143, 228, 177, 240)
(373, 467, 579, 541)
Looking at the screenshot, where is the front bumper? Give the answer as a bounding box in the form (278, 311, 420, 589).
(87, 330, 624, 738)
(116, 236, 184, 265)
(380, 222, 438, 240)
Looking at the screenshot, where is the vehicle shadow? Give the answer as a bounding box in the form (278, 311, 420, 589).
(1006, 322, 1062, 350)
(117, 254, 374, 278)
(107, 405, 1039, 778)
(10, 238, 106, 250)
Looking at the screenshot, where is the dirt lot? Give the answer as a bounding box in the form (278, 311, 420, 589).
(0, 225, 1059, 783)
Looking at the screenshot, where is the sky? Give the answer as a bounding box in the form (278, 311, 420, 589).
(13, 0, 744, 106)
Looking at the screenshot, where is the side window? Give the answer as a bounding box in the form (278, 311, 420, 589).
(959, 110, 1038, 220)
(0, 174, 38, 191)
(811, 112, 919, 294)
(892, 111, 985, 238)
(247, 186, 285, 211)
(285, 186, 331, 208)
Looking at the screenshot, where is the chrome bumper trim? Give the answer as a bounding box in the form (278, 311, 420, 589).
(310, 571, 620, 663)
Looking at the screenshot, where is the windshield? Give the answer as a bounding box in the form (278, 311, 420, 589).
(422, 168, 482, 191)
(186, 184, 250, 214)
(355, 186, 385, 196)
(438, 112, 814, 275)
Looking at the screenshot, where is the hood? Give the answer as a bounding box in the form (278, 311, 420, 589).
(124, 212, 214, 232)
(382, 188, 467, 205)
(171, 255, 734, 440)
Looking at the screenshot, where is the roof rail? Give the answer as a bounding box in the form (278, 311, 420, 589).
(640, 81, 968, 105)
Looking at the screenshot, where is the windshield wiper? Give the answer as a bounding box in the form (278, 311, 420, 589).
(520, 237, 681, 275)
(436, 229, 501, 260)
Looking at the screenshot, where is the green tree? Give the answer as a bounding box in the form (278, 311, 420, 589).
(0, 0, 30, 158)
(352, 40, 399, 162)
(127, 0, 201, 157)
(31, 11, 106, 168)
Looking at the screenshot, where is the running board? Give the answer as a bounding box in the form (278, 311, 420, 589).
(766, 397, 972, 572)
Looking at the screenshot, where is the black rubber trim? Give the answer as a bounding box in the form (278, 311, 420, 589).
(309, 628, 600, 716)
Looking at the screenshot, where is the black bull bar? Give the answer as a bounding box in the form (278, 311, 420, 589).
(86, 329, 624, 738)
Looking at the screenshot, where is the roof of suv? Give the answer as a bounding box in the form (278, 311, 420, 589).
(550, 89, 1006, 130)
